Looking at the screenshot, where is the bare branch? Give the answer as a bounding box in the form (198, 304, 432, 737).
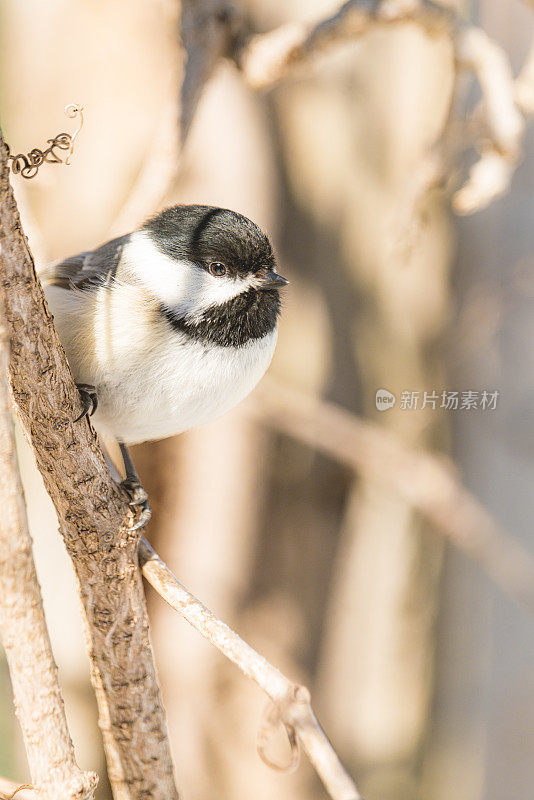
(139, 539, 362, 800)
(234, 0, 530, 215)
(0, 319, 97, 799)
(111, 0, 532, 237)
(235, 0, 453, 90)
(247, 379, 534, 615)
(0, 135, 179, 799)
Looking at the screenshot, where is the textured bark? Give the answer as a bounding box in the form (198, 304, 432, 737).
(0, 134, 178, 800)
(0, 317, 97, 799)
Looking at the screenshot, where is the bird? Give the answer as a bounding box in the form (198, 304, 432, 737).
(41, 204, 289, 527)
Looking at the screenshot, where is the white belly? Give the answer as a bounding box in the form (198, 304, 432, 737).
(93, 329, 277, 444)
(45, 282, 277, 444)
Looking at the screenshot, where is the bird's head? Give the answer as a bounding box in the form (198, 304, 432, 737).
(126, 205, 289, 322)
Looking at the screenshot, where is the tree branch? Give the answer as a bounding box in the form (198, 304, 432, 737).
(0, 135, 178, 799)
(235, 0, 453, 90)
(139, 539, 362, 800)
(234, 0, 531, 215)
(0, 316, 97, 799)
(110, 0, 533, 238)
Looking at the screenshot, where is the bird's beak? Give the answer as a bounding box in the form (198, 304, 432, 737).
(257, 269, 290, 290)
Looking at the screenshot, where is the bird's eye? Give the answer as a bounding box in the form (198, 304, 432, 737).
(209, 262, 227, 277)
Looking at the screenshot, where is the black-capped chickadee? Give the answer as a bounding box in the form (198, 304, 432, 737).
(41, 204, 289, 526)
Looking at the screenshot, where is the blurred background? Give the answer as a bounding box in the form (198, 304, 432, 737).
(0, 1, 533, 799)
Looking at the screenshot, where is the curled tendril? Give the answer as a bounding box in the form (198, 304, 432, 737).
(257, 700, 300, 773)
(64, 103, 84, 165)
(0, 785, 34, 800)
(6, 103, 84, 179)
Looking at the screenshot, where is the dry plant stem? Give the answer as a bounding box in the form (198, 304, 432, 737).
(236, 0, 530, 215)
(0, 322, 97, 800)
(0, 134, 179, 800)
(139, 539, 361, 800)
(237, 0, 528, 214)
(113, 0, 529, 233)
(111, 0, 454, 235)
(248, 379, 534, 615)
(236, 0, 453, 89)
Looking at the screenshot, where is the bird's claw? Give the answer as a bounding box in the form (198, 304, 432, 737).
(129, 503, 152, 531)
(120, 477, 151, 530)
(75, 383, 98, 422)
(121, 477, 149, 506)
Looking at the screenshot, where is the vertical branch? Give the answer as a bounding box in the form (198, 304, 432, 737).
(0, 135, 179, 799)
(0, 315, 97, 799)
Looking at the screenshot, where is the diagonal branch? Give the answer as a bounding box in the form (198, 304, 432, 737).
(248, 379, 534, 615)
(139, 539, 362, 800)
(0, 134, 179, 800)
(234, 0, 453, 90)
(0, 313, 97, 800)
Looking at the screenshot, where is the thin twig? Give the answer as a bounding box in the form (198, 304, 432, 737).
(139, 539, 361, 800)
(110, 0, 531, 236)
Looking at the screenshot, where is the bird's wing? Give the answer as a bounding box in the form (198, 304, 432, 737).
(40, 234, 131, 290)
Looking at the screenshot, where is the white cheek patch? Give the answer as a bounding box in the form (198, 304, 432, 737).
(122, 230, 254, 318)
(186, 271, 254, 320)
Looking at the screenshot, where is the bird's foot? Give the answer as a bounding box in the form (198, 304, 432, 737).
(121, 476, 152, 531)
(75, 383, 98, 422)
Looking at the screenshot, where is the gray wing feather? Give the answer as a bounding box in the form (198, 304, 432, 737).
(41, 234, 131, 290)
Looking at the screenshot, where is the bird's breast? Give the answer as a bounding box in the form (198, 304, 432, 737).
(92, 327, 278, 444)
(44, 280, 278, 445)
